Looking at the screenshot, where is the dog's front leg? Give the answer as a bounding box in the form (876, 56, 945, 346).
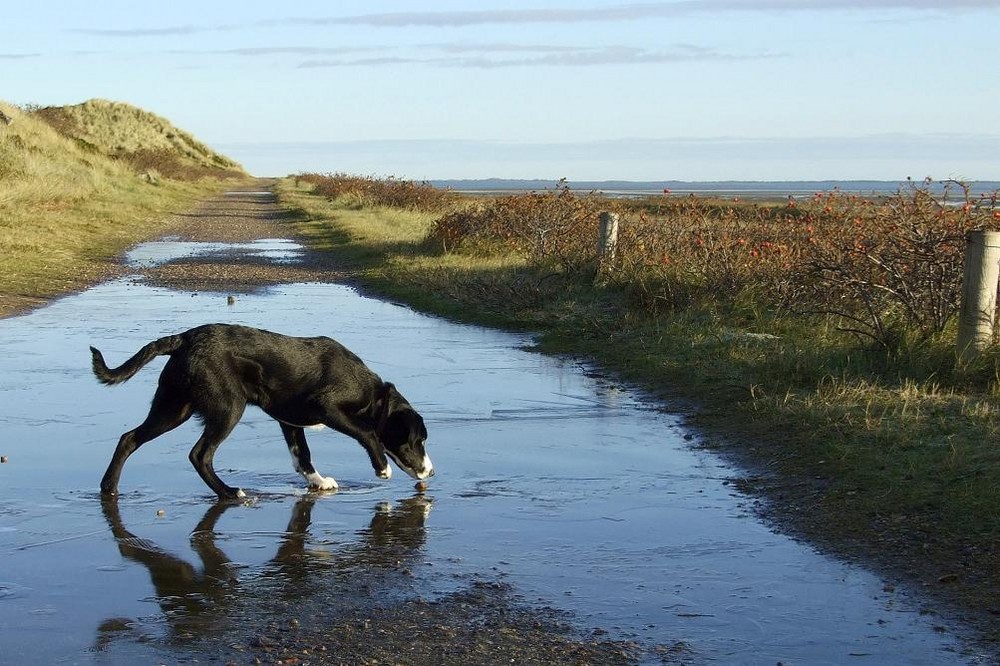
(338, 428, 392, 480)
(279, 423, 338, 491)
(362, 437, 392, 479)
(320, 407, 392, 480)
(320, 400, 392, 479)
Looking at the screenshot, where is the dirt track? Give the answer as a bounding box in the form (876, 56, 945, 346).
(103, 179, 668, 665)
(138, 179, 350, 294)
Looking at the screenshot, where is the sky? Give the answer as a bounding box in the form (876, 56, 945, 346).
(4, 1, 1000, 181)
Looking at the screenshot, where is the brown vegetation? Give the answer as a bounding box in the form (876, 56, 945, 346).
(296, 172, 458, 212)
(428, 179, 999, 353)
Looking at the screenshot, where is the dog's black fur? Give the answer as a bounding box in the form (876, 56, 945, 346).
(90, 324, 433, 499)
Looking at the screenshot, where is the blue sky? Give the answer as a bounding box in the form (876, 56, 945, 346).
(4, 1, 999, 181)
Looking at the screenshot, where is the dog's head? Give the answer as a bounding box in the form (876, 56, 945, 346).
(377, 383, 434, 481)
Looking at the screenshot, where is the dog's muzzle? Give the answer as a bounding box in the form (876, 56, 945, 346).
(417, 457, 435, 480)
(386, 452, 434, 480)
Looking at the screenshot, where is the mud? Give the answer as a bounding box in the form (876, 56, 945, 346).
(0, 186, 991, 664)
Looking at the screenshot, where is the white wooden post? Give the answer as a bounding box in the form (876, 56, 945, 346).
(957, 230, 1000, 361)
(598, 212, 619, 261)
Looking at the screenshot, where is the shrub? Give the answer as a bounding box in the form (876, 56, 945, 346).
(428, 182, 618, 273)
(422, 179, 1000, 352)
(297, 173, 457, 212)
(795, 182, 992, 349)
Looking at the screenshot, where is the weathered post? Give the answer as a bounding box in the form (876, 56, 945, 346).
(957, 230, 1000, 361)
(597, 211, 620, 261)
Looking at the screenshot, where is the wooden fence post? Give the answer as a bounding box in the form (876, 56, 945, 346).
(598, 212, 620, 261)
(957, 230, 1000, 361)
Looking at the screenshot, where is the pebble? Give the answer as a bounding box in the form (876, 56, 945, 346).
(0, 456, 7, 463)
(415, 481, 428, 492)
(156, 509, 166, 517)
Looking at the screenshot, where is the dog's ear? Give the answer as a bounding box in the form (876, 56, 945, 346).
(380, 383, 401, 418)
(357, 382, 396, 421)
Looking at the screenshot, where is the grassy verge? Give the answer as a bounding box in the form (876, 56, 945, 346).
(0, 100, 248, 316)
(0, 176, 237, 316)
(278, 178, 1000, 645)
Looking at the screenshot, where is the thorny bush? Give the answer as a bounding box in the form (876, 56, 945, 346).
(795, 182, 995, 349)
(428, 181, 620, 273)
(297, 172, 457, 213)
(427, 178, 1000, 351)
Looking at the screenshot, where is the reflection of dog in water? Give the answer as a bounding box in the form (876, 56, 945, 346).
(90, 324, 434, 499)
(95, 494, 432, 650)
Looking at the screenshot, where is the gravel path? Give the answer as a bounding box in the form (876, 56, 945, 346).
(139, 179, 350, 293)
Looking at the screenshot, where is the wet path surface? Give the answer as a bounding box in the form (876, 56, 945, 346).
(0, 238, 987, 664)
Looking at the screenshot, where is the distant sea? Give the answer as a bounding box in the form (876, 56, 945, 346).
(432, 178, 1000, 200)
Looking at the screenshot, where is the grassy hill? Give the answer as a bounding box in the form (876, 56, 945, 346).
(0, 98, 249, 316)
(31, 98, 244, 180)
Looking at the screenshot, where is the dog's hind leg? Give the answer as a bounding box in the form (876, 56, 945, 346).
(188, 408, 245, 500)
(279, 423, 338, 491)
(100, 390, 193, 496)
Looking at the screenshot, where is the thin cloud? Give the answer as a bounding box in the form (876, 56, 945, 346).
(73, 1, 999, 38)
(430, 42, 588, 54)
(443, 45, 775, 68)
(276, 1, 999, 28)
(297, 43, 775, 68)
(700, 0, 998, 10)
(276, 7, 670, 28)
(298, 56, 415, 69)
(72, 24, 216, 37)
(0, 53, 41, 59)
(209, 46, 381, 57)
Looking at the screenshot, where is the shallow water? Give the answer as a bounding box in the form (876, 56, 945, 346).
(125, 236, 304, 266)
(0, 240, 984, 664)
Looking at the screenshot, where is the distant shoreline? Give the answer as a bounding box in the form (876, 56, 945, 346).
(432, 178, 1000, 199)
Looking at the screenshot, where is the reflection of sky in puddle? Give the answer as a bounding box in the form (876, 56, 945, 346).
(125, 237, 303, 267)
(0, 240, 985, 664)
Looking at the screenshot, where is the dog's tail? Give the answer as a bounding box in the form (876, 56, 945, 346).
(90, 335, 185, 386)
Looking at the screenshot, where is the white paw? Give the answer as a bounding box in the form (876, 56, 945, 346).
(377, 466, 392, 480)
(306, 471, 338, 491)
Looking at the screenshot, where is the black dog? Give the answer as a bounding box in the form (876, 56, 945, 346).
(90, 324, 433, 499)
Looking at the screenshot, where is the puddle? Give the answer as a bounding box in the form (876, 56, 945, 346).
(0, 240, 987, 664)
(125, 237, 304, 267)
